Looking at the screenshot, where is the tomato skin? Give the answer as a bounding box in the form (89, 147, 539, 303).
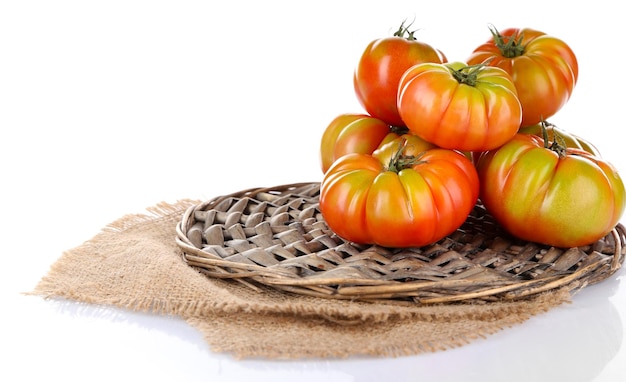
(467, 27, 578, 127)
(475, 134, 625, 247)
(354, 26, 447, 127)
(397, 61, 522, 152)
(319, 113, 436, 173)
(320, 148, 479, 248)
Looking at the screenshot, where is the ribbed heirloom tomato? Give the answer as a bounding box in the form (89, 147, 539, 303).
(320, 141, 479, 248)
(467, 26, 578, 127)
(475, 132, 625, 247)
(397, 61, 522, 152)
(353, 21, 447, 127)
(319, 113, 436, 173)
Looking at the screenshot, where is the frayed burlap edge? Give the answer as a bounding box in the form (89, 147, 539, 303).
(28, 198, 573, 359)
(185, 288, 571, 359)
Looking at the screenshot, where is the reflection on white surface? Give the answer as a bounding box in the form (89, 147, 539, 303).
(9, 271, 623, 382)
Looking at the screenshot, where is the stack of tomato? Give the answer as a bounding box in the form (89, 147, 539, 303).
(319, 22, 626, 248)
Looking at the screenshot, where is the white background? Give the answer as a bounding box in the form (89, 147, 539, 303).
(2, 1, 625, 381)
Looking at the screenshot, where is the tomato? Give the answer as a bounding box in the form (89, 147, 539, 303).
(397, 61, 522, 152)
(467, 26, 578, 127)
(319, 113, 435, 173)
(519, 120, 601, 157)
(353, 20, 447, 127)
(320, 113, 389, 173)
(475, 133, 625, 247)
(320, 142, 479, 247)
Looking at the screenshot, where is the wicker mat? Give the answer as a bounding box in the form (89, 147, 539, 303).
(31, 197, 581, 359)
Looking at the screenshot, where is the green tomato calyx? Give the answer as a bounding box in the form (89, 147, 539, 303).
(540, 120, 567, 158)
(449, 63, 486, 87)
(489, 25, 526, 58)
(393, 19, 421, 41)
(386, 138, 426, 173)
(390, 125, 410, 135)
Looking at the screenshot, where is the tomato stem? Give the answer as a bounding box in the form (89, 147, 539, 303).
(386, 138, 426, 173)
(449, 63, 485, 87)
(393, 19, 420, 41)
(390, 125, 409, 135)
(540, 120, 567, 158)
(489, 24, 526, 58)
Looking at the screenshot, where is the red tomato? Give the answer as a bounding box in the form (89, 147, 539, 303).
(353, 21, 447, 127)
(319, 113, 435, 173)
(397, 61, 522, 152)
(475, 133, 625, 247)
(467, 26, 578, 127)
(320, 142, 479, 247)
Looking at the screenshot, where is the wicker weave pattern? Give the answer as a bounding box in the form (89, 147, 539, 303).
(176, 182, 625, 304)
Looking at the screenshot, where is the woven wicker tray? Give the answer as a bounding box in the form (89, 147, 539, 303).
(175, 182, 625, 304)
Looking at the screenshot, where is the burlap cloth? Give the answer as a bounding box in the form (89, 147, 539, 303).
(31, 198, 573, 359)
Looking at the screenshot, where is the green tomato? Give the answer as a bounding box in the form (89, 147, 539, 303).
(475, 133, 625, 247)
